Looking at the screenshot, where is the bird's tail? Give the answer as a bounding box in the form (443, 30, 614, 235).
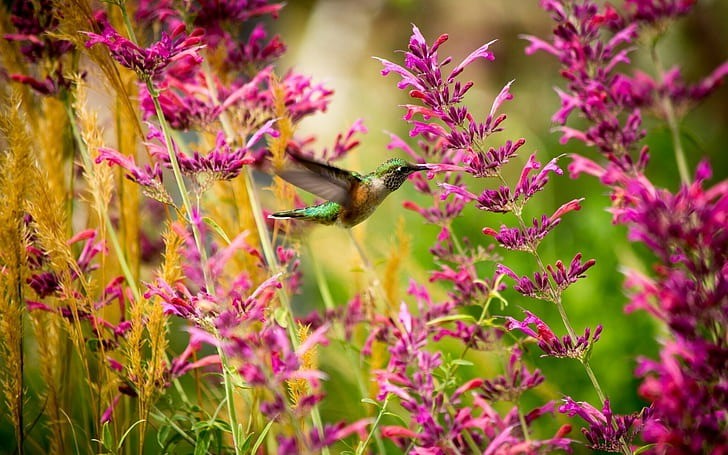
(268, 203, 340, 225)
(269, 209, 307, 220)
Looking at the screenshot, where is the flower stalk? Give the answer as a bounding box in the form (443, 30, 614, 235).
(63, 100, 142, 302)
(200, 58, 329, 453)
(112, 8, 238, 453)
(145, 84, 213, 291)
(649, 41, 690, 185)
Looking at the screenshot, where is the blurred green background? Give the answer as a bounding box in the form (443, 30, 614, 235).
(267, 0, 728, 447)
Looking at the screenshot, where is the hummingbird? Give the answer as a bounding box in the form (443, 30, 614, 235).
(269, 153, 430, 228)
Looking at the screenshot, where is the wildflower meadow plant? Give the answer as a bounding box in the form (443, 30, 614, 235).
(0, 1, 725, 454)
(524, 1, 728, 452)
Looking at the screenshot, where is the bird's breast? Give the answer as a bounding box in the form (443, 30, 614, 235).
(338, 180, 389, 227)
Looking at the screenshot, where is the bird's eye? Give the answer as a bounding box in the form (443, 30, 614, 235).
(397, 166, 406, 173)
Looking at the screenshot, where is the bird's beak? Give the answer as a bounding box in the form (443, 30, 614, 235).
(410, 162, 465, 180)
(418, 163, 464, 173)
(411, 163, 433, 172)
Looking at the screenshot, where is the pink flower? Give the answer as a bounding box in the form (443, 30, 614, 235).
(559, 397, 648, 452)
(95, 148, 171, 205)
(84, 12, 204, 82)
(505, 310, 602, 359)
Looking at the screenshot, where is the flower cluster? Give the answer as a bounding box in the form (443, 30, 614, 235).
(135, 0, 285, 49)
(524, 0, 728, 177)
(95, 148, 170, 204)
(95, 118, 276, 204)
(22, 226, 212, 424)
(372, 24, 613, 452)
(497, 253, 596, 302)
(3, 0, 77, 95)
(26, 231, 130, 348)
(506, 310, 602, 359)
(80, 1, 368, 452)
(4, 0, 74, 62)
(380, 25, 595, 318)
(140, 222, 358, 453)
(26, 227, 104, 298)
(529, 0, 728, 452)
(84, 12, 204, 82)
(373, 299, 570, 453)
(621, 164, 728, 451)
(560, 398, 649, 452)
(477, 347, 545, 402)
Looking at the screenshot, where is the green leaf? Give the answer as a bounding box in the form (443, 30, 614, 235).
(117, 419, 146, 451)
(426, 314, 476, 325)
(102, 422, 115, 453)
(91, 422, 114, 455)
(252, 420, 275, 453)
(273, 307, 289, 328)
(634, 444, 658, 454)
(157, 424, 171, 448)
(239, 432, 254, 452)
(235, 423, 246, 451)
(90, 439, 112, 455)
(360, 398, 380, 408)
(194, 430, 212, 455)
(476, 317, 499, 328)
(191, 420, 210, 432)
(203, 216, 232, 244)
(210, 398, 227, 423)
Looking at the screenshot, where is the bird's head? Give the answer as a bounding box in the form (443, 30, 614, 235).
(374, 158, 430, 192)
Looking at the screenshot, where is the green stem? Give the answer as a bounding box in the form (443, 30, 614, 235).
(150, 408, 197, 447)
(189, 74, 329, 453)
(145, 83, 213, 290)
(198, 54, 299, 345)
(309, 246, 386, 454)
(509, 209, 630, 454)
(146, 79, 246, 455)
(445, 399, 479, 453)
(650, 40, 690, 185)
(357, 394, 391, 455)
(201, 60, 235, 136)
(516, 402, 530, 443)
(113, 1, 214, 292)
(553, 298, 578, 344)
(462, 78, 629, 452)
(529, 243, 610, 406)
(547, 282, 631, 453)
(348, 229, 373, 270)
(217, 344, 242, 455)
(242, 170, 298, 345)
(448, 224, 467, 256)
(116, 1, 138, 44)
(310, 249, 336, 314)
(113, 8, 239, 454)
(196, 39, 328, 455)
(582, 360, 607, 406)
(663, 97, 690, 185)
(241, 171, 329, 454)
(113, 0, 213, 291)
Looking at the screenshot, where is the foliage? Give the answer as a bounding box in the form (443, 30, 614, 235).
(1, 0, 725, 454)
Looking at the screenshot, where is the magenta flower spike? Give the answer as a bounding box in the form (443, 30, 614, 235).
(84, 13, 204, 82)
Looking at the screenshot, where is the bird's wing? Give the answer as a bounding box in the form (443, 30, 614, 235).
(276, 154, 361, 206)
